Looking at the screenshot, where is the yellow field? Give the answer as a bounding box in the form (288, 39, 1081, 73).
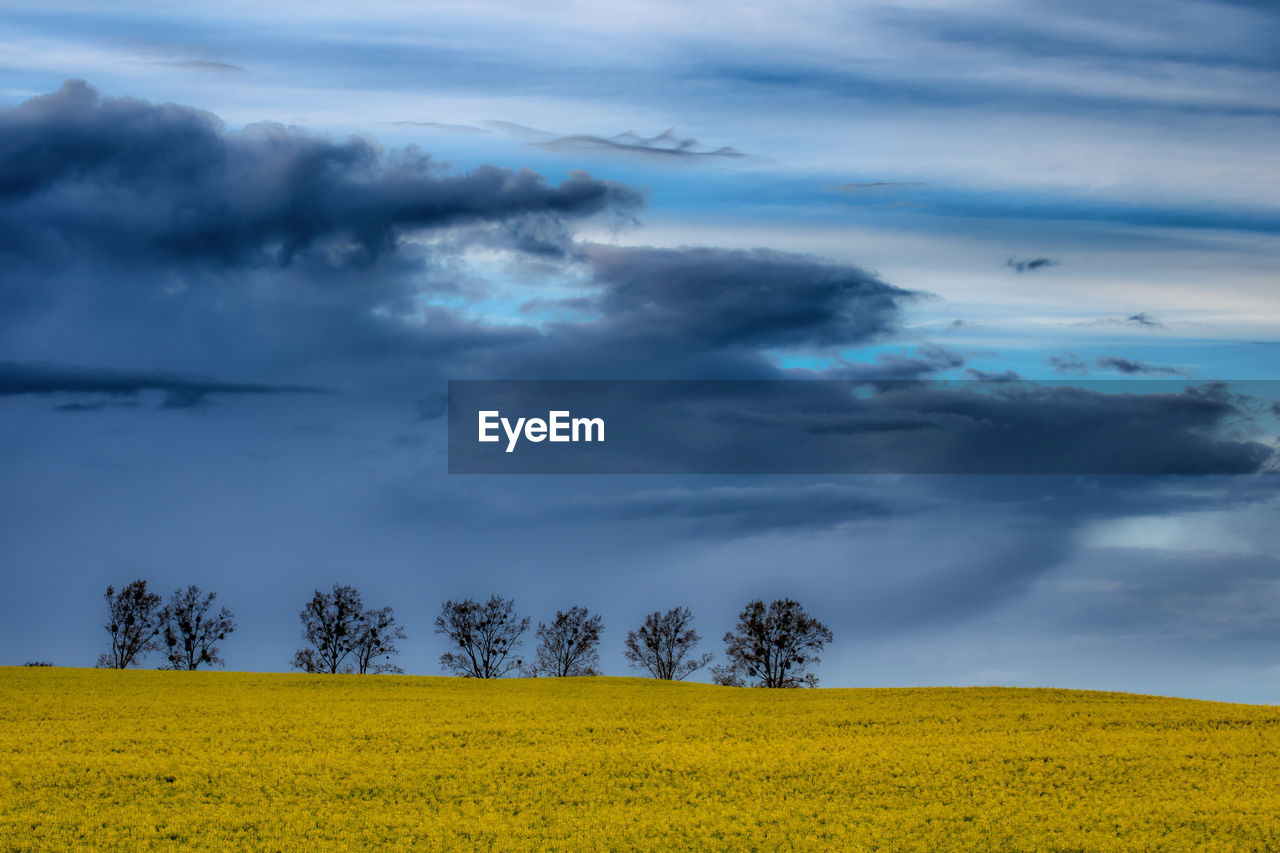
(2, 668, 1279, 851)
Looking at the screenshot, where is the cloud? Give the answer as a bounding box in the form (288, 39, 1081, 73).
(805, 344, 965, 382)
(534, 128, 746, 159)
(477, 121, 746, 160)
(0, 80, 640, 271)
(963, 368, 1021, 381)
(1074, 313, 1168, 329)
(832, 181, 925, 193)
(1127, 312, 1165, 328)
(144, 60, 246, 73)
(479, 120, 552, 139)
(1007, 257, 1058, 273)
(575, 482, 922, 536)
(0, 83, 930, 396)
(388, 121, 492, 134)
(1025, 547, 1280, 652)
(1049, 353, 1088, 375)
(579, 244, 917, 352)
(0, 362, 322, 409)
(1096, 356, 1193, 376)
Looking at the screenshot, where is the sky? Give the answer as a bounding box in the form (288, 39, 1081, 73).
(1, 0, 1278, 700)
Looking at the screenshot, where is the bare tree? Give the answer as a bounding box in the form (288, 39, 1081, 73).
(623, 606, 712, 681)
(435, 595, 528, 678)
(353, 605, 406, 674)
(292, 584, 365, 674)
(97, 580, 162, 669)
(158, 585, 236, 670)
(718, 598, 833, 688)
(529, 606, 603, 677)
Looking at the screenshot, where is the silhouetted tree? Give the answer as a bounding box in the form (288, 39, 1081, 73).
(435, 595, 528, 678)
(292, 584, 365, 674)
(623, 606, 712, 681)
(353, 605, 406, 674)
(718, 598, 832, 688)
(158, 585, 236, 670)
(529, 606, 603, 677)
(97, 580, 162, 669)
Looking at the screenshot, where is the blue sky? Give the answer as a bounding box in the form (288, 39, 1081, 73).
(0, 0, 1278, 698)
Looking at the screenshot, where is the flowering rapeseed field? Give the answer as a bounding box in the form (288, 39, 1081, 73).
(2, 667, 1279, 851)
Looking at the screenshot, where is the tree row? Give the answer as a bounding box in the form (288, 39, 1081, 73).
(95, 581, 834, 688)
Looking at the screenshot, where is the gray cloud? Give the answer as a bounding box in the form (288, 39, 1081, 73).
(573, 482, 922, 536)
(1127, 312, 1165, 328)
(144, 60, 246, 73)
(1096, 356, 1193, 376)
(818, 344, 966, 382)
(474, 120, 746, 159)
(0, 362, 322, 409)
(833, 181, 925, 194)
(1074, 313, 1168, 329)
(534, 128, 746, 159)
(1007, 257, 1058, 273)
(1049, 353, 1088, 375)
(580, 244, 917, 352)
(388, 121, 492, 134)
(964, 368, 1021, 381)
(0, 81, 639, 271)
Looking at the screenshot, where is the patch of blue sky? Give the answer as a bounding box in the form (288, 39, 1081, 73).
(413, 248, 600, 327)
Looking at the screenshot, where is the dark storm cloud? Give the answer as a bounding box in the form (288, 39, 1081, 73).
(580, 245, 917, 351)
(0, 80, 640, 270)
(1, 83, 916, 386)
(0, 362, 322, 409)
(737, 381, 1273, 475)
(475, 245, 925, 381)
(1096, 356, 1193, 376)
(1007, 257, 1057, 273)
(1, 81, 1268, 488)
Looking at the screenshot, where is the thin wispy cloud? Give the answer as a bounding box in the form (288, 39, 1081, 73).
(1007, 257, 1058, 273)
(388, 121, 492, 134)
(144, 59, 246, 73)
(534, 129, 747, 159)
(832, 181, 925, 193)
(478, 121, 748, 160)
(1074, 313, 1168, 329)
(1049, 353, 1088, 375)
(1096, 356, 1193, 377)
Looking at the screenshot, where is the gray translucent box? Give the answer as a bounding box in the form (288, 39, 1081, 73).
(447, 379, 1280, 475)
